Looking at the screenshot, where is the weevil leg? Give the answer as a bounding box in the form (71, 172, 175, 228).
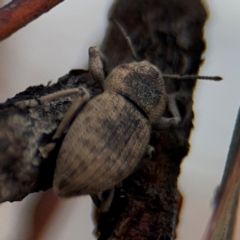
(88, 46, 105, 87)
(167, 93, 181, 120)
(91, 189, 115, 213)
(154, 117, 180, 129)
(13, 98, 39, 108)
(39, 88, 84, 103)
(50, 87, 90, 141)
(153, 94, 181, 129)
(145, 144, 155, 158)
(39, 87, 90, 159)
(112, 19, 139, 60)
(14, 88, 84, 109)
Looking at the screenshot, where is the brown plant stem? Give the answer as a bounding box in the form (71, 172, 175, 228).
(203, 107, 240, 240)
(0, 0, 65, 41)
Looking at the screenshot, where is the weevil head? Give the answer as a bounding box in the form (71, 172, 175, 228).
(104, 61, 166, 124)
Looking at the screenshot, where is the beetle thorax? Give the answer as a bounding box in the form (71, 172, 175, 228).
(104, 61, 167, 124)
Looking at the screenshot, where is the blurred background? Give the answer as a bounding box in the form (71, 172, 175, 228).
(0, 0, 239, 239)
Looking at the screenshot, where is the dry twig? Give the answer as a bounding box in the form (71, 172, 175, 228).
(0, 0, 65, 41)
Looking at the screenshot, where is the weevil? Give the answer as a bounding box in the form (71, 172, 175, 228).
(53, 47, 179, 197)
(52, 46, 221, 198)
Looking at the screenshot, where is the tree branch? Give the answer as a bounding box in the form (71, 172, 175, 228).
(0, 0, 65, 41)
(96, 1, 207, 239)
(0, 0, 207, 239)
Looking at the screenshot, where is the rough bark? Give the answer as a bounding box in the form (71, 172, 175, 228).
(95, 1, 206, 239)
(0, 0, 207, 239)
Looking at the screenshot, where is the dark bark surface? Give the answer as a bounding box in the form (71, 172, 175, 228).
(0, 70, 102, 202)
(96, 1, 207, 239)
(0, 0, 207, 239)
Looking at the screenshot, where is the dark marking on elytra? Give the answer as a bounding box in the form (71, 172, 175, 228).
(53, 47, 181, 199)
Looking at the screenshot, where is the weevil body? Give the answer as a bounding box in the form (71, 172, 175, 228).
(54, 91, 151, 196)
(53, 47, 178, 197)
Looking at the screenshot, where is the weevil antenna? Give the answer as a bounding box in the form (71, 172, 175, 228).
(110, 21, 222, 82)
(112, 19, 139, 60)
(162, 74, 222, 81)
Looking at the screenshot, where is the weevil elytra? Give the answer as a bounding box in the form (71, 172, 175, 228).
(52, 46, 221, 198)
(52, 47, 183, 197)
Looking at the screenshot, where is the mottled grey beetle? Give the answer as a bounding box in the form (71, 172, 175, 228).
(52, 46, 221, 198)
(52, 47, 180, 197)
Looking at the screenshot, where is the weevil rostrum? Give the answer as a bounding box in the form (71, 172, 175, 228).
(50, 46, 221, 198)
